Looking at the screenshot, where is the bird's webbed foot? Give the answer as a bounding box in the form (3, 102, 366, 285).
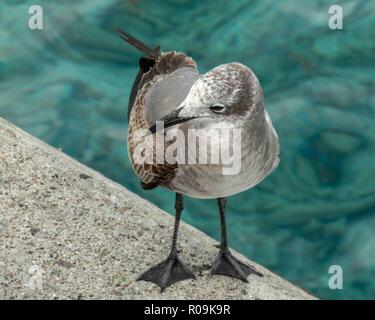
(211, 250, 263, 282)
(137, 254, 195, 292)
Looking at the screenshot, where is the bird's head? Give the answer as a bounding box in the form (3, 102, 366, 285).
(148, 62, 264, 133)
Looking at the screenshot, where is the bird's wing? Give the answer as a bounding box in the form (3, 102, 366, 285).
(128, 51, 199, 190)
(139, 51, 198, 119)
(144, 66, 200, 122)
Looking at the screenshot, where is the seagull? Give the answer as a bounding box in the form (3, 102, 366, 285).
(116, 28, 280, 291)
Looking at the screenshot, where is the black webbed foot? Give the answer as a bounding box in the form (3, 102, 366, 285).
(211, 250, 263, 282)
(137, 255, 195, 292)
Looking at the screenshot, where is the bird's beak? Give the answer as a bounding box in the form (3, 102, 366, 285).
(148, 107, 195, 134)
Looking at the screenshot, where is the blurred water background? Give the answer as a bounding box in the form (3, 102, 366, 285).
(1, 0, 375, 299)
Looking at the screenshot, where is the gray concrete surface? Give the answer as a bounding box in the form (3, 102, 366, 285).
(0, 117, 315, 299)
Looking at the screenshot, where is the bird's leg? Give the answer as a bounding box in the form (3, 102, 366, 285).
(137, 193, 195, 291)
(211, 198, 263, 281)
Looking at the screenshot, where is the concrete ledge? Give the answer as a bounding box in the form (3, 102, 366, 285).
(0, 118, 315, 299)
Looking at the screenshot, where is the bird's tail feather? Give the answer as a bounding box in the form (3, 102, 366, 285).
(115, 28, 160, 59)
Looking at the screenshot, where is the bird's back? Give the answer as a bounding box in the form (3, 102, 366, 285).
(128, 51, 199, 189)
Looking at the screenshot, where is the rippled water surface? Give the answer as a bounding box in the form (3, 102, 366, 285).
(1, 0, 375, 299)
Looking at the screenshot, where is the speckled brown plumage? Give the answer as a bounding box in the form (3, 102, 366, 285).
(127, 51, 197, 189)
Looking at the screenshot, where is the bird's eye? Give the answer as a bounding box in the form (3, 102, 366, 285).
(209, 103, 226, 113)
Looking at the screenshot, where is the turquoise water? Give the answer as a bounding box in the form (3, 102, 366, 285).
(1, 0, 375, 299)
